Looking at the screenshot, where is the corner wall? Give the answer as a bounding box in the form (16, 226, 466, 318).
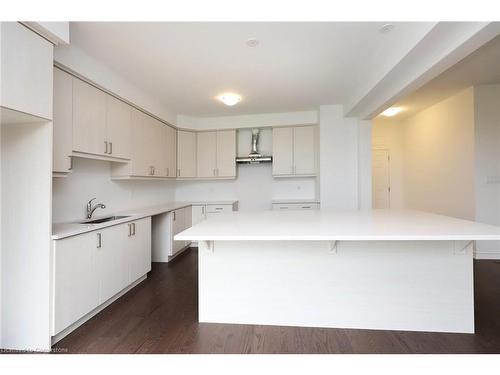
(474, 84, 500, 259)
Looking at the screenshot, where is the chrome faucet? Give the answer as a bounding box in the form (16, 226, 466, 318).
(86, 198, 106, 219)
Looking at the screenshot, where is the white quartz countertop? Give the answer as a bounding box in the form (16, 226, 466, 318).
(52, 200, 238, 240)
(175, 209, 500, 241)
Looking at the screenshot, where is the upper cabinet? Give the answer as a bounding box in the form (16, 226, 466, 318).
(53, 68, 73, 176)
(1, 22, 53, 120)
(272, 126, 317, 177)
(111, 108, 177, 179)
(106, 95, 132, 160)
(72, 78, 131, 160)
(196, 130, 236, 179)
(72, 78, 107, 156)
(177, 130, 197, 178)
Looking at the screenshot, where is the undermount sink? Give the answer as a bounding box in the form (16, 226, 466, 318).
(79, 215, 130, 224)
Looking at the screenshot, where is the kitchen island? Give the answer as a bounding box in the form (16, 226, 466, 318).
(175, 209, 500, 334)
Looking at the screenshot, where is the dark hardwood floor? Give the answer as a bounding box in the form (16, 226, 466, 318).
(54, 248, 500, 354)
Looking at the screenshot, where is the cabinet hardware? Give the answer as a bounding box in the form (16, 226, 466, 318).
(97, 233, 102, 248)
(152, 166, 155, 175)
(132, 223, 136, 236)
(177, 168, 180, 177)
(202, 206, 205, 215)
(215, 207, 223, 210)
(109, 142, 113, 155)
(302, 206, 311, 209)
(173, 211, 176, 221)
(69, 156, 73, 170)
(128, 223, 132, 237)
(104, 141, 109, 154)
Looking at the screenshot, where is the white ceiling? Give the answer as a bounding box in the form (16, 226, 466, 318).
(379, 33, 500, 120)
(68, 22, 435, 117)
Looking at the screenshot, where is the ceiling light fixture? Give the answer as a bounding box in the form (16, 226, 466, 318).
(382, 107, 403, 117)
(379, 24, 395, 33)
(218, 93, 242, 106)
(246, 38, 259, 47)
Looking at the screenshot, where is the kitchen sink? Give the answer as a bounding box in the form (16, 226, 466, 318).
(79, 215, 130, 224)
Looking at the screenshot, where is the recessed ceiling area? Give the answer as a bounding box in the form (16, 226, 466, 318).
(376, 33, 500, 120)
(66, 22, 435, 117)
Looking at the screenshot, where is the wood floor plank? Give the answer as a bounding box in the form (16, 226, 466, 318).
(54, 250, 500, 354)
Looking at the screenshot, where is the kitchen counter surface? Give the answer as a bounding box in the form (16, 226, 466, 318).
(52, 200, 238, 240)
(175, 209, 500, 241)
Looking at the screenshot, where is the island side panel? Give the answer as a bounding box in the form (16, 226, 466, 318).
(197, 240, 474, 333)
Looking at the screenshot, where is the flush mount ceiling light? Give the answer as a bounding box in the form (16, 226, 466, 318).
(382, 107, 403, 117)
(218, 93, 242, 106)
(379, 23, 395, 33)
(246, 38, 259, 47)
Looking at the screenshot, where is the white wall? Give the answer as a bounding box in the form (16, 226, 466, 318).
(474, 84, 500, 259)
(372, 117, 406, 209)
(52, 158, 176, 223)
(403, 88, 475, 220)
(174, 128, 317, 210)
(319, 105, 360, 209)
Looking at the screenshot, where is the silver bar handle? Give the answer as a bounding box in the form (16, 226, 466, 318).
(109, 142, 113, 155)
(104, 141, 108, 154)
(173, 211, 176, 221)
(133, 223, 136, 236)
(178, 168, 180, 177)
(128, 223, 132, 237)
(97, 233, 102, 248)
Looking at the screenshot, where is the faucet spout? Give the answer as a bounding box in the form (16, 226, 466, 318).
(86, 198, 106, 219)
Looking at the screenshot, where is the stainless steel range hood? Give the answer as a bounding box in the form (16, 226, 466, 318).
(236, 128, 273, 164)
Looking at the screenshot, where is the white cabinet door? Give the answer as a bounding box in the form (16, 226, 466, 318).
(53, 232, 99, 335)
(197, 131, 217, 178)
(53, 68, 73, 174)
(1, 22, 53, 120)
(216, 130, 236, 177)
(171, 208, 186, 255)
(293, 126, 316, 175)
(96, 225, 129, 305)
(177, 131, 197, 177)
(106, 95, 131, 160)
(129, 108, 152, 177)
(192, 205, 206, 225)
(272, 127, 294, 176)
(165, 125, 177, 177)
(128, 218, 152, 283)
(72, 78, 107, 156)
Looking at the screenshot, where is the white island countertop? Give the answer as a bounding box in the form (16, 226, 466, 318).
(175, 209, 500, 241)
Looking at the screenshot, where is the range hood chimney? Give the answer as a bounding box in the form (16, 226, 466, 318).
(236, 128, 273, 164)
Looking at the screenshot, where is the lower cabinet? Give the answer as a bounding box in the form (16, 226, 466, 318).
(52, 217, 151, 336)
(190, 203, 238, 246)
(151, 206, 192, 262)
(271, 202, 320, 210)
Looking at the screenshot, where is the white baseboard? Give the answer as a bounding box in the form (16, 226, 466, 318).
(474, 251, 500, 260)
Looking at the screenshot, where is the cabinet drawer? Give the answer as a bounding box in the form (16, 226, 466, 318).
(272, 203, 320, 210)
(205, 204, 232, 214)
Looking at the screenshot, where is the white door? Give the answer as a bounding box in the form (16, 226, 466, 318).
(372, 149, 391, 209)
(272, 127, 294, 176)
(96, 225, 129, 304)
(216, 130, 236, 177)
(192, 205, 206, 225)
(177, 131, 197, 177)
(171, 209, 186, 255)
(197, 131, 217, 178)
(53, 68, 73, 174)
(53, 232, 99, 335)
(130, 109, 153, 177)
(106, 95, 131, 159)
(165, 125, 177, 177)
(128, 218, 152, 283)
(72, 78, 107, 156)
(293, 126, 316, 175)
